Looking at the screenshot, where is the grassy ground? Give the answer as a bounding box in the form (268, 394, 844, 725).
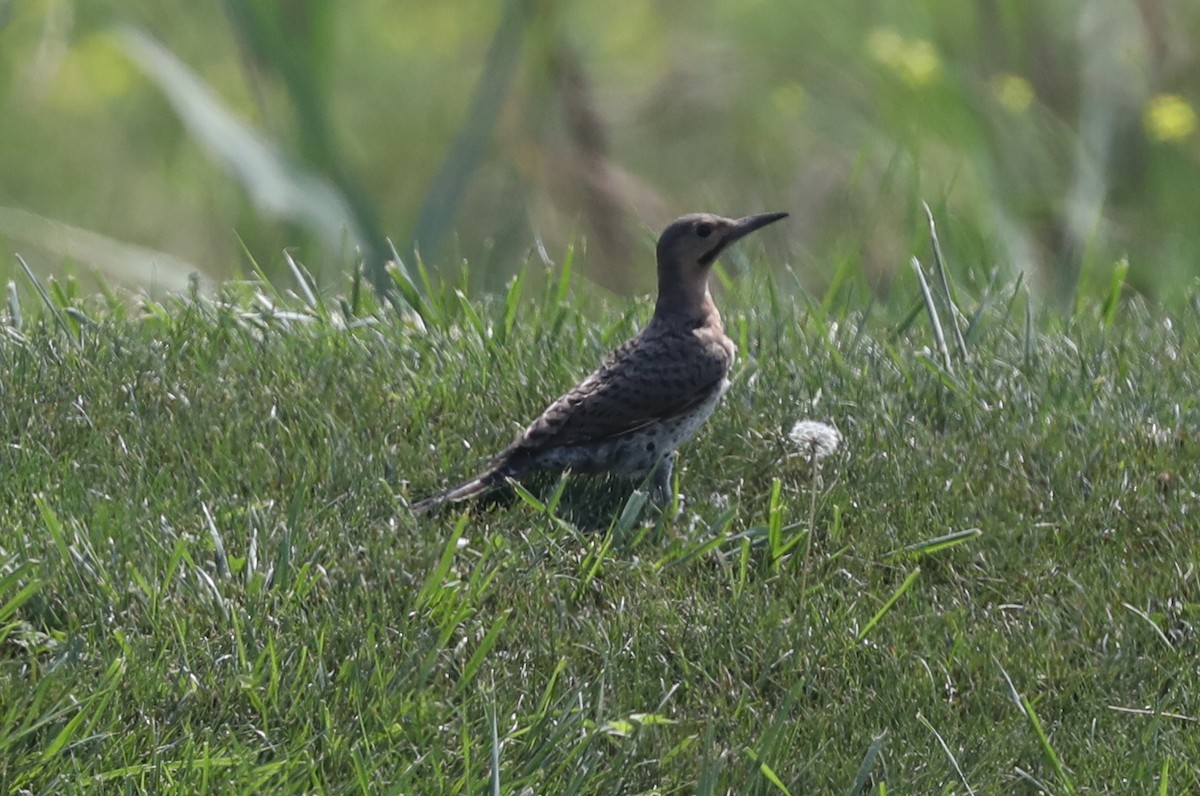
(2, 260, 1199, 793)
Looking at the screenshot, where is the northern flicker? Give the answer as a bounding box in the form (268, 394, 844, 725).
(412, 211, 787, 513)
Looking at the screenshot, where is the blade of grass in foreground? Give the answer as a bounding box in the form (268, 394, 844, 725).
(923, 202, 969, 362)
(17, 254, 73, 343)
(856, 567, 920, 642)
(5, 279, 21, 330)
(652, 505, 738, 571)
(1102, 257, 1130, 329)
(884, 528, 981, 561)
(0, 563, 39, 647)
(1022, 694, 1077, 795)
(42, 657, 126, 763)
(454, 611, 511, 697)
(745, 748, 794, 796)
(912, 256, 953, 374)
(490, 701, 502, 796)
(844, 731, 887, 796)
(997, 658, 1078, 795)
(416, 513, 471, 611)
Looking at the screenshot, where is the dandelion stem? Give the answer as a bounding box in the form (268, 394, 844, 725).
(799, 444, 819, 598)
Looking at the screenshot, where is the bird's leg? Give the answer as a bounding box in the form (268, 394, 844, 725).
(648, 451, 677, 505)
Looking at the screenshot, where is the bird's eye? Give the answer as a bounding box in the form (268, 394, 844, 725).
(696, 222, 713, 238)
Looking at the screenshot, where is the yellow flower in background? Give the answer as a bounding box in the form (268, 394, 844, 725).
(993, 74, 1034, 113)
(51, 34, 135, 113)
(900, 40, 941, 86)
(771, 83, 807, 119)
(1144, 94, 1197, 143)
(867, 28, 941, 88)
(867, 28, 905, 65)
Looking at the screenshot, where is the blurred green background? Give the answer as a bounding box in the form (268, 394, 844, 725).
(1, 0, 1198, 305)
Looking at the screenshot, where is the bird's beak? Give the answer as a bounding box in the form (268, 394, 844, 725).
(699, 211, 788, 266)
(726, 211, 789, 246)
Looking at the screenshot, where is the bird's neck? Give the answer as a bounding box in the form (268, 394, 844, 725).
(653, 274, 720, 328)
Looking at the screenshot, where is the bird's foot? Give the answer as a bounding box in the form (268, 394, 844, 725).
(647, 452, 677, 507)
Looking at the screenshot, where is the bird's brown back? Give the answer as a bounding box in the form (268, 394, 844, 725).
(502, 314, 734, 459)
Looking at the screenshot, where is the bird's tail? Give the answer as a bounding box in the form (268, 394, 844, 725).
(410, 469, 504, 515)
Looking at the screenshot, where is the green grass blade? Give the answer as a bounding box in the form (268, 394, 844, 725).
(1023, 284, 1035, 370)
(509, 479, 548, 513)
(856, 568, 921, 642)
(923, 202, 968, 361)
(573, 530, 615, 601)
(746, 748, 794, 796)
(490, 702, 502, 796)
(499, 268, 524, 345)
(542, 473, 572, 517)
(455, 610, 510, 697)
(0, 573, 40, 647)
(0, 577, 39, 630)
(41, 704, 90, 762)
(917, 713, 974, 795)
(845, 731, 887, 796)
(1021, 695, 1077, 795)
(767, 477, 784, 569)
(911, 257, 953, 374)
(35, 496, 73, 573)
(653, 506, 738, 571)
(612, 489, 649, 537)
(202, 502, 230, 581)
(347, 258, 363, 317)
(1102, 258, 1129, 328)
(555, 242, 575, 307)
(455, 289, 491, 347)
(43, 657, 126, 761)
(284, 250, 325, 317)
(417, 514, 470, 610)
(16, 255, 74, 343)
(885, 528, 982, 561)
(383, 241, 429, 325)
(6, 280, 22, 330)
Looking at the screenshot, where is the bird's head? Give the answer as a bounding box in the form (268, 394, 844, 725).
(654, 211, 787, 318)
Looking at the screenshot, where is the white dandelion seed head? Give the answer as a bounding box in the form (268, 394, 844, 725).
(788, 420, 842, 461)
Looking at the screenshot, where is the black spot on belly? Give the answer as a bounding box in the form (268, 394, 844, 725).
(646, 441, 656, 453)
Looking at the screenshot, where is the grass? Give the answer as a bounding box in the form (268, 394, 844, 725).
(2, 256, 1199, 793)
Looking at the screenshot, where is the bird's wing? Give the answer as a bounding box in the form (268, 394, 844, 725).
(511, 328, 730, 452)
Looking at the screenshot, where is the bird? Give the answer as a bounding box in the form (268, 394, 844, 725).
(412, 211, 788, 513)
